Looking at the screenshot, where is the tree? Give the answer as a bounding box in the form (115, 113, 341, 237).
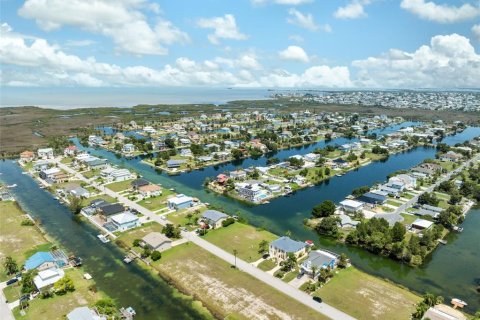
(324, 167, 331, 176)
(54, 275, 75, 295)
(133, 239, 141, 247)
(280, 253, 297, 272)
(21, 270, 37, 294)
(67, 195, 83, 215)
(94, 298, 118, 317)
(317, 267, 333, 284)
(258, 240, 269, 254)
(315, 216, 341, 238)
(418, 192, 439, 206)
(351, 186, 370, 197)
(391, 222, 406, 242)
(3, 256, 18, 275)
(151, 250, 162, 261)
(164, 138, 175, 149)
(311, 200, 336, 218)
(337, 253, 348, 268)
(162, 223, 181, 238)
(231, 148, 243, 160)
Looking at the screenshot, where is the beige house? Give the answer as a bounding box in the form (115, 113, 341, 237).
(269, 236, 307, 262)
(142, 232, 172, 252)
(138, 184, 162, 197)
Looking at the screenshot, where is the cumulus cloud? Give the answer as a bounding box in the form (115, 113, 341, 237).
(251, 0, 313, 5)
(279, 45, 310, 62)
(334, 0, 371, 19)
(18, 0, 189, 55)
(400, 0, 480, 23)
(287, 8, 322, 31)
(352, 33, 480, 88)
(197, 14, 248, 44)
(0, 23, 352, 88)
(472, 24, 480, 41)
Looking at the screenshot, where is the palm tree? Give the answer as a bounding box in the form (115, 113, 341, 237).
(3, 256, 18, 275)
(310, 266, 317, 280)
(233, 249, 238, 268)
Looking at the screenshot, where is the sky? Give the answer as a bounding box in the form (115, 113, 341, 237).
(1, 0, 480, 103)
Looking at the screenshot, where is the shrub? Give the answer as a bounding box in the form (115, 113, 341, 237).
(20, 219, 34, 226)
(151, 251, 162, 261)
(221, 217, 235, 227)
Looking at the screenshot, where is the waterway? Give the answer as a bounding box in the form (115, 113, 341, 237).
(0, 162, 212, 320)
(72, 125, 480, 312)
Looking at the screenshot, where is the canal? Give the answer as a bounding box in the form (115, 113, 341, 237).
(0, 161, 212, 320)
(74, 125, 480, 312)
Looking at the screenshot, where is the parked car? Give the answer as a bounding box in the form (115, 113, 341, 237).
(313, 296, 323, 303)
(6, 278, 18, 286)
(296, 273, 304, 279)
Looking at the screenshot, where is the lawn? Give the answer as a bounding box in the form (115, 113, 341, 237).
(116, 222, 164, 248)
(257, 259, 276, 271)
(154, 243, 329, 320)
(86, 194, 116, 204)
(282, 270, 299, 283)
(167, 207, 204, 228)
(203, 222, 278, 262)
(60, 157, 73, 164)
(104, 179, 134, 192)
(137, 189, 175, 211)
(0, 201, 50, 281)
(82, 169, 100, 179)
(386, 200, 403, 207)
(401, 213, 417, 226)
(313, 267, 420, 320)
(12, 267, 105, 320)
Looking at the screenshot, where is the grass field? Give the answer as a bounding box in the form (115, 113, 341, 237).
(155, 243, 328, 320)
(136, 189, 175, 211)
(104, 179, 134, 192)
(257, 259, 276, 271)
(401, 213, 418, 226)
(203, 222, 278, 262)
(167, 207, 204, 228)
(387, 200, 403, 207)
(314, 267, 420, 320)
(86, 194, 116, 204)
(12, 267, 105, 320)
(0, 201, 50, 281)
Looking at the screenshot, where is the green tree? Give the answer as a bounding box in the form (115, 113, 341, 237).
(231, 148, 243, 160)
(21, 270, 37, 294)
(311, 200, 336, 218)
(162, 223, 181, 238)
(391, 222, 406, 242)
(258, 240, 269, 254)
(3, 256, 18, 275)
(315, 216, 341, 238)
(151, 250, 162, 261)
(94, 298, 118, 317)
(54, 275, 75, 295)
(337, 253, 348, 268)
(67, 195, 83, 215)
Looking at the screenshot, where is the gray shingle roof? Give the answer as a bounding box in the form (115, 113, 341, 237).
(202, 210, 228, 223)
(270, 236, 306, 253)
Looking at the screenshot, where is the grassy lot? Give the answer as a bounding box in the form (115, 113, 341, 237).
(136, 189, 175, 211)
(104, 179, 134, 192)
(401, 213, 417, 226)
(313, 267, 420, 320)
(12, 267, 105, 320)
(116, 222, 164, 248)
(401, 192, 415, 199)
(82, 169, 100, 179)
(203, 222, 278, 262)
(386, 200, 403, 207)
(154, 243, 328, 320)
(86, 194, 116, 204)
(282, 270, 299, 283)
(257, 259, 276, 271)
(167, 207, 204, 228)
(0, 201, 50, 281)
(60, 157, 73, 164)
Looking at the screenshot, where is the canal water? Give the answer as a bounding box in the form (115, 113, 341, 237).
(0, 162, 212, 320)
(72, 125, 480, 312)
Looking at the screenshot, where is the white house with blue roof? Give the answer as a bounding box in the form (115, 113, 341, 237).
(24, 252, 57, 271)
(269, 236, 307, 262)
(200, 210, 229, 229)
(301, 250, 339, 278)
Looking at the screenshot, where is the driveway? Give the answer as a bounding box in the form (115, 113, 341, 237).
(0, 282, 15, 320)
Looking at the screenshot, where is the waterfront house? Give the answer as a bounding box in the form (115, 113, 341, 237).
(131, 178, 150, 189)
(67, 307, 106, 320)
(64, 145, 77, 156)
(138, 184, 162, 197)
(200, 210, 229, 229)
(20, 150, 35, 162)
(34, 160, 50, 172)
(110, 212, 140, 231)
(167, 194, 193, 210)
(357, 192, 387, 205)
(142, 232, 172, 252)
(25, 252, 57, 271)
(412, 163, 442, 175)
(197, 156, 213, 162)
(229, 170, 247, 180)
(39, 167, 61, 181)
(422, 304, 467, 320)
(235, 182, 268, 203)
(180, 148, 193, 157)
(216, 174, 228, 185)
(99, 203, 125, 217)
(440, 151, 463, 162)
(411, 218, 434, 231)
(166, 159, 186, 168)
(108, 168, 131, 182)
(122, 143, 135, 154)
(37, 148, 54, 159)
(339, 214, 360, 228)
(33, 268, 65, 292)
(85, 158, 109, 170)
(300, 250, 339, 277)
(69, 186, 90, 199)
(269, 236, 307, 262)
(388, 174, 417, 190)
(339, 199, 364, 213)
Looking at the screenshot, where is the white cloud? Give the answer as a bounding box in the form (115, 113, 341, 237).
(352, 34, 480, 88)
(287, 8, 318, 31)
(18, 0, 190, 55)
(214, 53, 262, 70)
(288, 34, 304, 42)
(252, 0, 313, 5)
(334, 0, 371, 19)
(472, 24, 480, 41)
(279, 45, 310, 62)
(400, 0, 480, 23)
(65, 39, 96, 47)
(197, 14, 248, 44)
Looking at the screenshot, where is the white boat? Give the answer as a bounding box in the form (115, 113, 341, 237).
(451, 298, 467, 308)
(7, 184, 17, 188)
(97, 234, 110, 243)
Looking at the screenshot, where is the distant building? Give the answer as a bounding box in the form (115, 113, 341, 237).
(37, 148, 54, 159)
(269, 236, 307, 262)
(200, 210, 229, 229)
(339, 199, 364, 213)
(20, 150, 35, 162)
(110, 212, 140, 231)
(301, 250, 339, 277)
(167, 194, 193, 210)
(142, 232, 172, 252)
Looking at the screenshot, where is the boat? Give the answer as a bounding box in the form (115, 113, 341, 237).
(119, 306, 136, 319)
(7, 184, 17, 188)
(437, 239, 447, 245)
(123, 253, 136, 264)
(97, 234, 110, 243)
(451, 298, 467, 308)
(452, 226, 463, 232)
(22, 172, 28, 175)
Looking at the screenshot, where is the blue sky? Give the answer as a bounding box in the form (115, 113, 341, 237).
(1, 0, 480, 95)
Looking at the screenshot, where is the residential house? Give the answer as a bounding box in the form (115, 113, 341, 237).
(200, 210, 229, 229)
(122, 143, 135, 153)
(422, 304, 467, 320)
(389, 174, 417, 190)
(138, 184, 162, 197)
(301, 250, 339, 277)
(339, 199, 364, 213)
(180, 149, 192, 157)
(339, 214, 360, 228)
(235, 182, 268, 203)
(357, 192, 387, 205)
(269, 236, 307, 262)
(39, 167, 61, 181)
(141, 232, 172, 252)
(216, 174, 228, 185)
(166, 159, 186, 168)
(69, 186, 90, 199)
(131, 178, 150, 190)
(108, 169, 131, 182)
(64, 146, 77, 156)
(24, 252, 58, 271)
(33, 160, 50, 172)
(167, 194, 193, 210)
(411, 218, 434, 231)
(440, 151, 462, 162)
(33, 268, 65, 292)
(99, 203, 125, 218)
(20, 150, 35, 162)
(67, 307, 107, 320)
(229, 170, 247, 180)
(37, 148, 54, 159)
(110, 212, 140, 231)
(412, 163, 442, 175)
(85, 158, 109, 170)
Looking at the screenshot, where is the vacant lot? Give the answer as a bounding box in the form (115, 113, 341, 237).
(137, 189, 175, 211)
(203, 222, 278, 262)
(104, 179, 134, 192)
(0, 201, 50, 281)
(155, 243, 328, 320)
(314, 267, 420, 320)
(12, 267, 104, 320)
(116, 222, 164, 247)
